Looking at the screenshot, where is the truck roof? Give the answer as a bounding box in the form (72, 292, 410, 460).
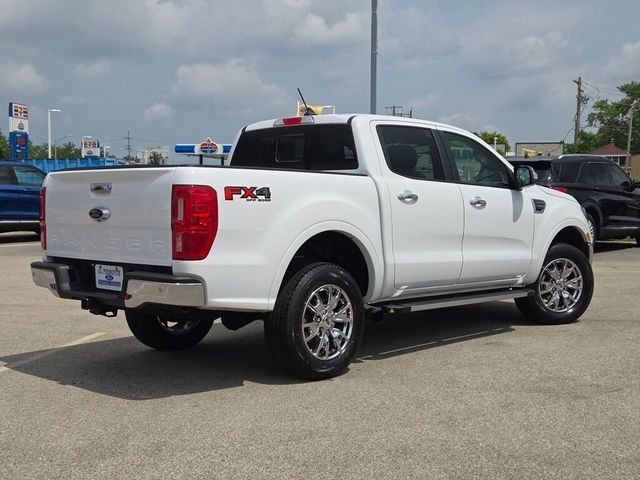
(244, 114, 471, 136)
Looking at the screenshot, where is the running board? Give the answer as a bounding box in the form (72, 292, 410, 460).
(378, 288, 533, 315)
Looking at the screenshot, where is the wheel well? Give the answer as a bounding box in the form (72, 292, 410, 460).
(583, 205, 600, 233)
(551, 227, 590, 258)
(281, 232, 370, 296)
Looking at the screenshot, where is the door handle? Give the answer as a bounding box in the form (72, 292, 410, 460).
(469, 196, 487, 208)
(397, 191, 419, 204)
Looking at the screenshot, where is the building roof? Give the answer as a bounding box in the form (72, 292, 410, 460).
(590, 143, 626, 156)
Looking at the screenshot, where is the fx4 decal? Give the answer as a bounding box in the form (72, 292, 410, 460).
(224, 186, 272, 202)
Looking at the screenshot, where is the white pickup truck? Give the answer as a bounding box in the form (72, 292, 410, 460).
(31, 114, 594, 379)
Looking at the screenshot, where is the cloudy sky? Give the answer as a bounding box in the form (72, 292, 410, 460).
(1, 0, 639, 159)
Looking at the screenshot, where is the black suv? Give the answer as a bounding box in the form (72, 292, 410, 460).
(509, 155, 640, 244)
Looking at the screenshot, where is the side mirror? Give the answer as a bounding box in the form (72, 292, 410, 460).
(514, 165, 537, 189)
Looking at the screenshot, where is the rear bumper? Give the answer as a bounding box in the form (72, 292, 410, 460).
(31, 261, 205, 310)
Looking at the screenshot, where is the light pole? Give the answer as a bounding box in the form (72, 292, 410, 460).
(626, 101, 637, 172)
(370, 0, 378, 114)
(47, 109, 62, 159)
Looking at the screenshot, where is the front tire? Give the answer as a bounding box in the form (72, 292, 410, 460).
(585, 213, 597, 242)
(125, 310, 213, 350)
(265, 262, 365, 380)
(516, 243, 594, 325)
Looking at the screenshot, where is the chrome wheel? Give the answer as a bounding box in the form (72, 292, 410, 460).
(537, 258, 583, 313)
(587, 218, 595, 239)
(157, 317, 200, 335)
(302, 284, 354, 360)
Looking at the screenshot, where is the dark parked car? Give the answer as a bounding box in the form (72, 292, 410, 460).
(0, 160, 46, 234)
(509, 155, 640, 245)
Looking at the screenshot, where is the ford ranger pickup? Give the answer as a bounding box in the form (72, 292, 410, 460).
(31, 114, 594, 379)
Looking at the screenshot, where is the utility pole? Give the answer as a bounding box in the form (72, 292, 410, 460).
(370, 0, 378, 114)
(573, 77, 588, 144)
(626, 101, 637, 171)
(125, 130, 132, 160)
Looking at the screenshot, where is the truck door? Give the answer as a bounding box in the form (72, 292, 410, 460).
(11, 164, 45, 220)
(375, 123, 464, 289)
(0, 165, 22, 221)
(438, 130, 534, 283)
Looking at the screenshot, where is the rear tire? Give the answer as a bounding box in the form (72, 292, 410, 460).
(125, 310, 213, 350)
(516, 243, 593, 325)
(264, 262, 365, 380)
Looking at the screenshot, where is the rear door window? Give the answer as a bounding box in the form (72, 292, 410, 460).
(12, 165, 45, 186)
(0, 166, 16, 185)
(376, 125, 445, 180)
(232, 124, 358, 171)
(557, 162, 581, 183)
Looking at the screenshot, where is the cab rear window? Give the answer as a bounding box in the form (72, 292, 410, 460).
(231, 124, 358, 170)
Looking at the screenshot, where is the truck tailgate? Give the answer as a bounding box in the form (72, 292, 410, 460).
(44, 167, 175, 266)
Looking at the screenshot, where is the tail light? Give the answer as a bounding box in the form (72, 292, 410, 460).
(39, 187, 46, 250)
(550, 186, 568, 193)
(171, 185, 218, 260)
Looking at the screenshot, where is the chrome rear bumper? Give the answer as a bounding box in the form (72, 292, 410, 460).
(31, 261, 205, 310)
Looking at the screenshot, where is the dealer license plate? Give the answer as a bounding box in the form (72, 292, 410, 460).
(95, 264, 124, 291)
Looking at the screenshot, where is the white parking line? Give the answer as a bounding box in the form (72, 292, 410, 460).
(0, 332, 107, 375)
(0, 242, 39, 248)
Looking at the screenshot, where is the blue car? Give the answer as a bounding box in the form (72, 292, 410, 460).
(0, 161, 46, 234)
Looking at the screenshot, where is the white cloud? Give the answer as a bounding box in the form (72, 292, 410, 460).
(281, 0, 310, 9)
(437, 112, 475, 130)
(293, 12, 367, 45)
(605, 41, 640, 79)
(74, 60, 111, 77)
(171, 59, 289, 108)
(144, 102, 173, 121)
(0, 61, 48, 93)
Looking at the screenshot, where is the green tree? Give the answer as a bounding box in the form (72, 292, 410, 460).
(28, 141, 48, 159)
(563, 130, 599, 154)
(148, 151, 164, 165)
(586, 81, 640, 154)
(477, 131, 511, 153)
(0, 129, 10, 159)
(56, 142, 81, 158)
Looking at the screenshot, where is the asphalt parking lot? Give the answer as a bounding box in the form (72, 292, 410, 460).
(1, 232, 639, 479)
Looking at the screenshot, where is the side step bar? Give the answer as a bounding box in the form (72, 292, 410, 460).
(377, 288, 533, 315)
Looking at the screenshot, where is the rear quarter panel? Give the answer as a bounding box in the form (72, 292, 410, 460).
(172, 167, 384, 311)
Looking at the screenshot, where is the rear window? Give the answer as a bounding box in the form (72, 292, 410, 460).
(231, 124, 358, 170)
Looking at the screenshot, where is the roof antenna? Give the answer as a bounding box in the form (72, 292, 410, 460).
(297, 88, 315, 116)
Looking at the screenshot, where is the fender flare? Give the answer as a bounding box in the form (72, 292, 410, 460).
(266, 221, 383, 309)
(524, 219, 591, 285)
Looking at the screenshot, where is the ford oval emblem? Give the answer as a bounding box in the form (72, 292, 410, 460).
(89, 207, 111, 222)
